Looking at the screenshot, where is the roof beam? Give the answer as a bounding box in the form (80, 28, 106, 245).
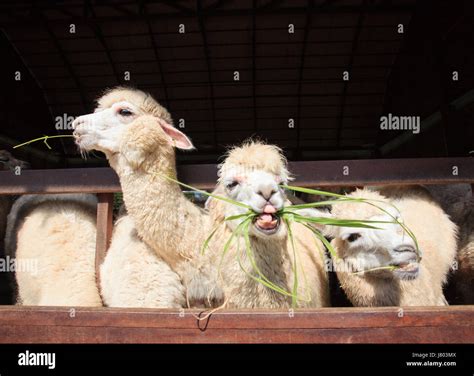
(196, 0, 218, 148)
(295, 0, 315, 155)
(335, 0, 368, 148)
(0, 3, 416, 28)
(85, 0, 121, 85)
(252, 0, 257, 132)
(141, 0, 170, 108)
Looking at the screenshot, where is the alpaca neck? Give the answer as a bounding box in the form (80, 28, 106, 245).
(217, 228, 294, 308)
(337, 271, 401, 306)
(336, 269, 437, 306)
(110, 150, 209, 267)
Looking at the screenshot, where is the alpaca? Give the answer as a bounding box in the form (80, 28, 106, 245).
(374, 184, 473, 304)
(0, 150, 30, 303)
(319, 188, 457, 306)
(5, 194, 102, 306)
(100, 215, 185, 308)
(195, 142, 330, 308)
(425, 184, 473, 303)
(73, 87, 329, 308)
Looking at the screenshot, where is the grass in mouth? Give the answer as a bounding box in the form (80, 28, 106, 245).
(14, 135, 75, 150)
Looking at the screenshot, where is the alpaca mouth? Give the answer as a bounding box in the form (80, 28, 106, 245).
(254, 213, 280, 235)
(393, 261, 419, 271)
(392, 261, 420, 279)
(73, 133, 93, 151)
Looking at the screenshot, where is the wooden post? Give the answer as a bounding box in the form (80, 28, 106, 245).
(95, 193, 114, 291)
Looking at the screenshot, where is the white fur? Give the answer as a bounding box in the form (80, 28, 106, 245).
(100, 215, 185, 308)
(5, 194, 102, 306)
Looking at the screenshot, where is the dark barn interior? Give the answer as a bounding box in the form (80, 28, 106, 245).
(0, 0, 472, 168)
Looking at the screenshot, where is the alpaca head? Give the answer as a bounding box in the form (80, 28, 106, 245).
(327, 189, 420, 280)
(72, 87, 193, 161)
(0, 150, 30, 171)
(208, 141, 291, 240)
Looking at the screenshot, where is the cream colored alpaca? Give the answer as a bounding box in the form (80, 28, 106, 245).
(196, 142, 329, 308)
(322, 188, 457, 306)
(100, 215, 185, 308)
(0, 151, 30, 302)
(5, 194, 101, 306)
(374, 184, 473, 304)
(73, 87, 329, 308)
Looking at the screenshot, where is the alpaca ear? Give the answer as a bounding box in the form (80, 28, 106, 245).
(157, 119, 194, 150)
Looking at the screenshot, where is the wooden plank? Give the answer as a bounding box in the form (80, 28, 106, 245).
(288, 157, 474, 186)
(95, 193, 114, 288)
(0, 167, 121, 194)
(0, 306, 471, 344)
(0, 306, 471, 329)
(0, 157, 472, 195)
(0, 326, 470, 344)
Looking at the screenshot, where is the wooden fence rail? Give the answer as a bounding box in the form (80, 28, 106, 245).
(0, 157, 473, 343)
(0, 306, 472, 343)
(0, 157, 472, 195)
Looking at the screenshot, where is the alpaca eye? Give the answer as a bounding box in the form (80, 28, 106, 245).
(347, 233, 361, 242)
(119, 109, 133, 116)
(226, 181, 239, 190)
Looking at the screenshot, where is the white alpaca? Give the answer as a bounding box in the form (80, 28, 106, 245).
(0, 151, 30, 303)
(424, 184, 473, 304)
(73, 87, 329, 308)
(5, 194, 102, 306)
(373, 184, 473, 304)
(316, 188, 458, 306)
(100, 215, 185, 308)
(195, 142, 330, 308)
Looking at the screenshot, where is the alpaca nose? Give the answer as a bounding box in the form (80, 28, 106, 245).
(72, 118, 82, 133)
(257, 185, 278, 201)
(72, 117, 89, 136)
(394, 245, 416, 254)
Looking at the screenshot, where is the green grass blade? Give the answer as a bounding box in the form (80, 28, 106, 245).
(201, 221, 223, 255)
(288, 213, 386, 229)
(283, 198, 361, 209)
(352, 265, 397, 275)
(159, 173, 252, 210)
(281, 185, 347, 198)
(296, 220, 339, 260)
(14, 134, 75, 149)
(225, 213, 255, 222)
(285, 217, 298, 307)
